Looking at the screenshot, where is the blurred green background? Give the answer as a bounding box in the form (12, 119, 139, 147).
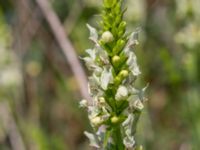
(0, 0, 200, 150)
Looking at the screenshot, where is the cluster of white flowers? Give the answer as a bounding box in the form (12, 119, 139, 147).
(80, 24, 147, 149)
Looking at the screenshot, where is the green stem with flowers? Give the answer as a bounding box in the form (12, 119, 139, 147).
(80, 0, 147, 149)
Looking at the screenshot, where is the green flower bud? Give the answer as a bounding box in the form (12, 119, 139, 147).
(114, 3, 121, 14)
(111, 116, 119, 124)
(115, 15, 122, 25)
(108, 13, 114, 20)
(103, 0, 117, 8)
(112, 55, 120, 64)
(114, 76, 121, 85)
(119, 70, 129, 78)
(101, 31, 114, 43)
(111, 27, 117, 36)
(119, 21, 127, 30)
(113, 39, 126, 54)
(118, 30, 124, 37)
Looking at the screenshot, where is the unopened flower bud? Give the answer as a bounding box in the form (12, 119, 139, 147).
(101, 31, 114, 43)
(119, 21, 127, 30)
(91, 116, 103, 127)
(111, 116, 119, 124)
(114, 76, 121, 85)
(115, 15, 122, 25)
(118, 30, 124, 37)
(115, 86, 128, 101)
(103, 0, 116, 8)
(119, 70, 129, 78)
(112, 55, 120, 65)
(79, 99, 88, 108)
(134, 100, 144, 111)
(117, 39, 125, 47)
(113, 39, 126, 54)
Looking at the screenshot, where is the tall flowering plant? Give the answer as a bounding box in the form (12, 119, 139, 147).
(80, 0, 147, 149)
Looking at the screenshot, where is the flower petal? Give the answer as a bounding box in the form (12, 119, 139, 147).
(86, 24, 98, 43)
(127, 52, 141, 76)
(84, 131, 100, 148)
(115, 85, 128, 101)
(100, 67, 113, 90)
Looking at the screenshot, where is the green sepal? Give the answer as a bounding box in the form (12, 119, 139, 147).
(115, 14, 122, 26)
(103, 130, 112, 149)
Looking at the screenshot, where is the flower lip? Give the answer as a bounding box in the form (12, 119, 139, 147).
(115, 85, 129, 101)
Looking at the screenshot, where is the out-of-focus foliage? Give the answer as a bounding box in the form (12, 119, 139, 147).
(0, 0, 199, 150)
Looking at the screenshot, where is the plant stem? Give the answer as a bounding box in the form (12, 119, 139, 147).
(113, 125, 124, 150)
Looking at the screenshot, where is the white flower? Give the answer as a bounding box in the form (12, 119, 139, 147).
(127, 89, 145, 111)
(101, 111, 110, 121)
(91, 116, 103, 127)
(83, 49, 99, 70)
(83, 56, 95, 69)
(127, 52, 141, 76)
(96, 45, 110, 65)
(96, 125, 107, 136)
(122, 114, 134, 127)
(88, 75, 100, 96)
(89, 106, 110, 127)
(128, 86, 139, 94)
(122, 114, 135, 149)
(133, 99, 144, 111)
(79, 99, 88, 108)
(123, 31, 139, 55)
(86, 24, 98, 43)
(115, 85, 128, 101)
(138, 84, 148, 102)
(88, 73, 105, 97)
(126, 30, 140, 49)
(122, 30, 141, 77)
(100, 67, 113, 90)
(88, 106, 100, 119)
(101, 31, 114, 43)
(86, 49, 96, 60)
(123, 136, 135, 149)
(84, 131, 100, 148)
(128, 85, 148, 109)
(127, 88, 146, 112)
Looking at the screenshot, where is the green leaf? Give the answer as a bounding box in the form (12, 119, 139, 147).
(103, 130, 112, 148)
